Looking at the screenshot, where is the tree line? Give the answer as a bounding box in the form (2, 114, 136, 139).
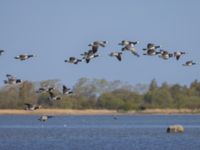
(0, 78, 199, 110)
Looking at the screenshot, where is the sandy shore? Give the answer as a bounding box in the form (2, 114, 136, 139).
(0, 108, 199, 115)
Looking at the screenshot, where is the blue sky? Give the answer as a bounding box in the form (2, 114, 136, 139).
(0, 0, 199, 87)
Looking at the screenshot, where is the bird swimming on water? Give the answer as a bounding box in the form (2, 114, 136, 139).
(38, 115, 54, 122)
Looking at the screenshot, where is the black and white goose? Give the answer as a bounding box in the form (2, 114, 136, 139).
(4, 74, 22, 85)
(47, 87, 61, 101)
(109, 52, 123, 61)
(159, 50, 173, 60)
(38, 115, 54, 122)
(174, 51, 186, 60)
(14, 54, 35, 61)
(121, 43, 140, 57)
(143, 43, 160, 51)
(119, 40, 139, 46)
(82, 50, 99, 63)
(24, 103, 41, 111)
(48, 91, 61, 101)
(143, 49, 160, 56)
(63, 85, 73, 95)
(64, 57, 82, 64)
(0, 50, 4, 55)
(88, 40, 108, 54)
(36, 87, 48, 93)
(182, 60, 196, 66)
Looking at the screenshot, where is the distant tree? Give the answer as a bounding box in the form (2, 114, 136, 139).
(73, 78, 97, 97)
(190, 80, 200, 96)
(149, 79, 158, 91)
(19, 81, 36, 105)
(0, 78, 200, 110)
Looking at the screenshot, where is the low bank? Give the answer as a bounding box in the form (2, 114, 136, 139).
(0, 108, 199, 115)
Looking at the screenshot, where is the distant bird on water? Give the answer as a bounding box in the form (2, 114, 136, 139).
(38, 115, 54, 122)
(14, 54, 35, 61)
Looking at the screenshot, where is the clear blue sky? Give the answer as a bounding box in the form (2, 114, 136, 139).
(0, 0, 199, 87)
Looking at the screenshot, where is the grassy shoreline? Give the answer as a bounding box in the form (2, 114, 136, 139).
(0, 108, 200, 115)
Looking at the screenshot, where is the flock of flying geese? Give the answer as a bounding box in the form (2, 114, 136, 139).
(0, 40, 197, 121)
(63, 40, 196, 66)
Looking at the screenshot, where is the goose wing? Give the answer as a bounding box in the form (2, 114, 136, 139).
(116, 54, 122, 61)
(176, 55, 181, 60)
(132, 51, 140, 57)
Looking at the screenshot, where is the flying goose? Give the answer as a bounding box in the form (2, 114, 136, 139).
(4, 74, 22, 85)
(0, 50, 4, 55)
(82, 50, 99, 63)
(88, 40, 108, 54)
(14, 54, 35, 61)
(119, 40, 139, 46)
(63, 85, 73, 95)
(109, 52, 123, 61)
(47, 87, 56, 93)
(143, 43, 160, 51)
(48, 91, 61, 101)
(64, 57, 82, 64)
(182, 60, 196, 66)
(174, 51, 186, 60)
(121, 43, 140, 57)
(36, 87, 48, 93)
(159, 50, 173, 60)
(38, 115, 54, 122)
(36, 87, 55, 93)
(24, 103, 41, 111)
(143, 49, 160, 56)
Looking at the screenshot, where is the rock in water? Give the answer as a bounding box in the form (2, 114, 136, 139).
(166, 124, 184, 133)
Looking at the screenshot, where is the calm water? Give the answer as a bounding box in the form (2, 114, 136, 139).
(0, 115, 200, 150)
